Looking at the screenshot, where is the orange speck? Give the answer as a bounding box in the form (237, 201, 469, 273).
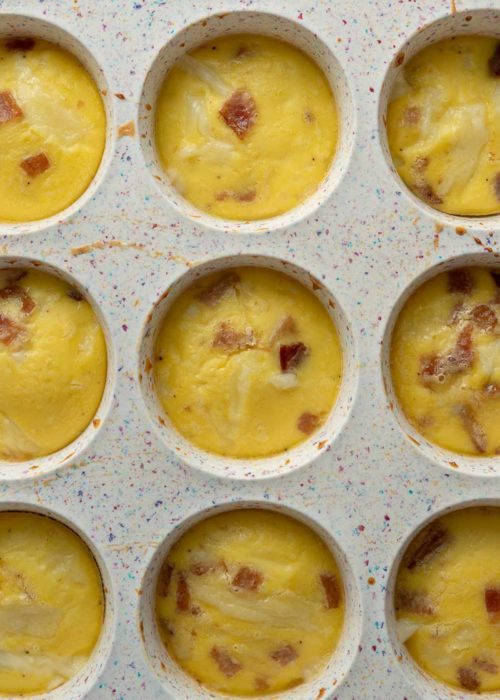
(368, 576, 376, 585)
(449, 461, 459, 469)
(455, 226, 466, 236)
(317, 439, 327, 450)
(407, 434, 420, 446)
(92, 418, 101, 428)
(317, 689, 326, 700)
(394, 52, 404, 67)
(145, 358, 153, 372)
(145, 103, 152, 111)
(118, 120, 135, 138)
(115, 92, 126, 100)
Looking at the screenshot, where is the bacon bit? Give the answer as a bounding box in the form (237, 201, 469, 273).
(219, 89, 257, 139)
(210, 646, 242, 677)
(280, 342, 308, 371)
(491, 270, 500, 288)
(270, 315, 298, 345)
(176, 573, 191, 612)
(404, 106, 421, 126)
(456, 404, 487, 453)
(448, 301, 464, 325)
(212, 322, 256, 351)
(406, 524, 450, 570)
(415, 183, 442, 205)
(21, 152, 50, 178)
(270, 644, 298, 666)
(215, 189, 256, 202)
(197, 272, 239, 307)
(67, 289, 84, 302)
(6, 37, 35, 51)
(395, 589, 435, 616)
(157, 563, 173, 597)
(471, 304, 497, 331)
(474, 657, 498, 674)
(413, 156, 428, 173)
(0, 90, 23, 124)
(298, 412, 320, 435)
(493, 173, 500, 201)
(320, 573, 341, 609)
(457, 667, 480, 692)
(420, 325, 474, 385)
(485, 586, 500, 621)
(0, 284, 35, 314)
(448, 268, 473, 294)
(232, 566, 263, 591)
(489, 43, 500, 77)
(0, 314, 24, 345)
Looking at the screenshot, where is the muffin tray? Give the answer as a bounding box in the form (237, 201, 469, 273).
(1, 0, 499, 698)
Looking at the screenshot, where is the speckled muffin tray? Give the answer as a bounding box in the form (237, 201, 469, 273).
(1, 0, 500, 698)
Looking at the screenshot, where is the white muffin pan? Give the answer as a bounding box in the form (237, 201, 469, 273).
(0, 1, 499, 699)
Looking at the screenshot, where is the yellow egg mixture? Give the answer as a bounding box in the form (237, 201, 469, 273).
(395, 507, 500, 693)
(0, 268, 107, 461)
(0, 511, 104, 696)
(391, 267, 500, 456)
(154, 267, 343, 458)
(156, 509, 344, 696)
(0, 37, 105, 222)
(155, 34, 338, 220)
(387, 36, 500, 216)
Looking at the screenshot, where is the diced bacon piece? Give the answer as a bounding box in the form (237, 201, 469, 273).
(493, 173, 500, 201)
(298, 412, 320, 435)
(404, 106, 421, 126)
(0, 314, 24, 345)
(406, 524, 450, 570)
(0, 90, 23, 124)
(0, 284, 35, 314)
(448, 269, 473, 295)
(485, 586, 500, 621)
(215, 189, 256, 202)
(67, 289, 84, 302)
(320, 573, 341, 609)
(270, 315, 298, 345)
(456, 403, 487, 453)
(219, 90, 257, 139)
(270, 644, 298, 666)
(6, 37, 35, 51)
(176, 573, 191, 612)
(420, 325, 474, 385)
(413, 156, 428, 173)
(492, 270, 500, 288)
(197, 272, 240, 307)
(212, 322, 256, 351)
(471, 304, 497, 331)
(489, 43, 500, 77)
(415, 183, 442, 205)
(395, 589, 435, 616)
(232, 566, 263, 591)
(457, 667, 480, 692)
(280, 342, 308, 372)
(210, 646, 242, 677)
(21, 152, 50, 178)
(474, 657, 498, 674)
(157, 563, 173, 597)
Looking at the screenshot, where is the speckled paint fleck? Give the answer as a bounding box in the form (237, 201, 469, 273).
(0, 1, 499, 700)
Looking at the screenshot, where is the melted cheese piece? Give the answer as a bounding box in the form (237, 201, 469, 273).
(155, 34, 338, 220)
(395, 507, 500, 693)
(387, 36, 500, 216)
(0, 269, 107, 461)
(153, 267, 342, 458)
(0, 511, 104, 696)
(391, 267, 500, 456)
(0, 38, 105, 222)
(156, 509, 344, 696)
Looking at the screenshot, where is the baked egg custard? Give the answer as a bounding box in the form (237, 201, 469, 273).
(153, 267, 343, 458)
(395, 507, 500, 693)
(155, 34, 338, 220)
(0, 511, 104, 696)
(0, 268, 107, 461)
(0, 36, 105, 222)
(391, 267, 500, 456)
(155, 509, 345, 696)
(387, 36, 500, 216)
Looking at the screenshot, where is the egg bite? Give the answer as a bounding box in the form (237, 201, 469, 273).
(0, 36, 105, 222)
(155, 34, 338, 220)
(387, 36, 500, 216)
(153, 267, 343, 458)
(0, 511, 104, 696)
(390, 266, 500, 456)
(395, 507, 500, 693)
(155, 509, 345, 696)
(0, 268, 107, 461)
